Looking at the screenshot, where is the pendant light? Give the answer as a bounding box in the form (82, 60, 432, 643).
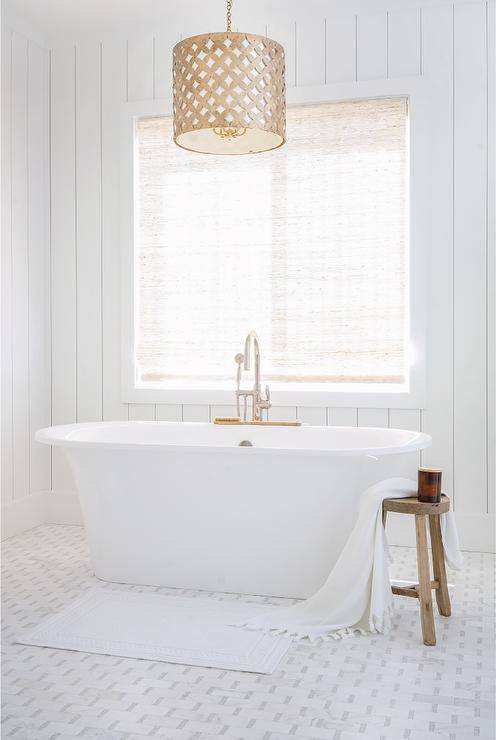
(172, 0, 286, 155)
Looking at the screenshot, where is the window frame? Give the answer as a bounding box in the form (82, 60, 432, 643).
(121, 78, 429, 408)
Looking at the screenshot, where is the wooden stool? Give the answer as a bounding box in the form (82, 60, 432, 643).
(382, 495, 451, 646)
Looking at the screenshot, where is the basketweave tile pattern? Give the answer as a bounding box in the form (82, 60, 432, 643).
(1, 525, 494, 740)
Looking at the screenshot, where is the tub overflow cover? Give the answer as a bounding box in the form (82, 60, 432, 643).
(238, 440, 253, 447)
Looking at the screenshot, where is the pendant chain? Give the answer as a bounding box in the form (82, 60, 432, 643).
(226, 0, 232, 32)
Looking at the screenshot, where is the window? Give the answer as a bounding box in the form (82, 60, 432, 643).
(134, 98, 409, 392)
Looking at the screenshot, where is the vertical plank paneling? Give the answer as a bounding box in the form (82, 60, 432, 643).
(231, 5, 265, 37)
(453, 2, 487, 514)
(128, 403, 155, 421)
(180, 21, 218, 40)
(155, 404, 182, 422)
(126, 35, 154, 101)
(27, 40, 51, 493)
(488, 0, 496, 514)
(387, 7, 421, 78)
(421, 3, 454, 502)
(325, 15, 357, 83)
(329, 408, 357, 426)
(50, 44, 77, 491)
(75, 41, 102, 423)
(154, 28, 181, 101)
(120, 38, 128, 103)
(297, 407, 326, 425)
(358, 408, 389, 428)
(11, 32, 30, 500)
(266, 19, 296, 88)
(182, 405, 210, 422)
(356, 11, 387, 80)
(210, 404, 238, 421)
(1, 27, 13, 505)
(0, 6, 489, 541)
(296, 17, 325, 86)
(389, 408, 421, 479)
(268, 406, 297, 422)
(102, 39, 127, 422)
(389, 409, 421, 432)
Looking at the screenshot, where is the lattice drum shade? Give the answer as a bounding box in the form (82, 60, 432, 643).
(173, 32, 286, 154)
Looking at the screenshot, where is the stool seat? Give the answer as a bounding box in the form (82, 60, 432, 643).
(382, 493, 451, 646)
(383, 494, 450, 516)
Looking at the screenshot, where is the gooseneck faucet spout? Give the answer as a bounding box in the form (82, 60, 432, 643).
(243, 331, 261, 398)
(235, 331, 271, 422)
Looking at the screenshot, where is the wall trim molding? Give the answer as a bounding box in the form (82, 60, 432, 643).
(1, 491, 83, 540)
(1, 492, 47, 540)
(2, 491, 494, 553)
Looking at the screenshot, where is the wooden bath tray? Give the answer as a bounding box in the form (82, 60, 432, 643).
(214, 417, 303, 427)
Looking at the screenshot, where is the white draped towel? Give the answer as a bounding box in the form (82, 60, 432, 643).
(238, 478, 462, 641)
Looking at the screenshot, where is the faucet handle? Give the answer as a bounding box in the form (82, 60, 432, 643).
(255, 385, 271, 421)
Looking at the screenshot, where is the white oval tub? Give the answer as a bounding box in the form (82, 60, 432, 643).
(36, 422, 431, 598)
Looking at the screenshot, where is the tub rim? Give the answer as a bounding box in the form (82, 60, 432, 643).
(35, 421, 432, 458)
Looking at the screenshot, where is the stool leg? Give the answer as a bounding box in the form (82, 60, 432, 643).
(415, 514, 436, 646)
(429, 514, 451, 617)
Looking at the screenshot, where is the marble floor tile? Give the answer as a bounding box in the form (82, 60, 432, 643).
(2, 525, 494, 740)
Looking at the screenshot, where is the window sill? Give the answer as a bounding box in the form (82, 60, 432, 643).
(124, 383, 424, 409)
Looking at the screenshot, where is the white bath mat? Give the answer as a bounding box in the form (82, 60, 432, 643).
(16, 588, 291, 674)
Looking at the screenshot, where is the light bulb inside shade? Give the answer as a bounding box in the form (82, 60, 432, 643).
(174, 127, 284, 155)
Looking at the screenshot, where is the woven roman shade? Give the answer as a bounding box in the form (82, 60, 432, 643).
(135, 98, 408, 386)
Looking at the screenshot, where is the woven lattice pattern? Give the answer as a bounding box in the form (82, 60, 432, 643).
(173, 32, 285, 147)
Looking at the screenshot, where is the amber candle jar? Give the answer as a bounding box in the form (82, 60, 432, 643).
(418, 468, 442, 503)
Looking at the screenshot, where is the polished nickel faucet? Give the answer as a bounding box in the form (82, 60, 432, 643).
(235, 331, 271, 421)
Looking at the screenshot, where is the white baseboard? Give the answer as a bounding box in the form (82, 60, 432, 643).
(1, 491, 83, 540)
(2, 491, 495, 552)
(1, 492, 46, 540)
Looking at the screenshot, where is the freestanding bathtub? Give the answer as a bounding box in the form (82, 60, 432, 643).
(36, 422, 431, 598)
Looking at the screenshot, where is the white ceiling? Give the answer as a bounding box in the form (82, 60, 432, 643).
(4, 0, 425, 37)
(6, 0, 188, 35)
(3, 1, 286, 35)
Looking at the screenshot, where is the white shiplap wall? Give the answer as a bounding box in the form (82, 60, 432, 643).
(2, 1, 495, 548)
(1, 12, 51, 526)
